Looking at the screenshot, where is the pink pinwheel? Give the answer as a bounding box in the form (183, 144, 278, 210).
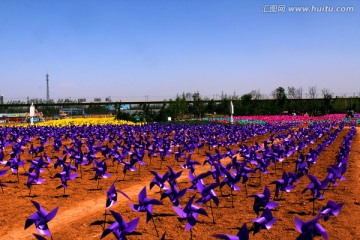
(25, 201, 59, 237)
(100, 210, 140, 240)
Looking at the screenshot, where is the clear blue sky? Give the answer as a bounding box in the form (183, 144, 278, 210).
(1, 0, 359, 101)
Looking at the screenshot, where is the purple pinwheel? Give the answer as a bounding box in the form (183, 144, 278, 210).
(318, 200, 344, 221)
(249, 185, 279, 216)
(251, 208, 276, 235)
(92, 159, 111, 189)
(25, 200, 59, 237)
(129, 186, 163, 236)
(53, 155, 67, 169)
(270, 171, 295, 200)
(22, 168, 46, 196)
(302, 174, 329, 213)
(104, 182, 130, 230)
(0, 168, 8, 193)
(149, 170, 169, 191)
(106, 182, 130, 209)
(53, 163, 78, 195)
(295, 216, 328, 240)
(100, 210, 140, 240)
(220, 169, 241, 208)
(213, 223, 249, 240)
(173, 195, 208, 237)
(195, 179, 219, 223)
(161, 181, 187, 207)
(166, 166, 182, 187)
(27, 156, 51, 175)
(180, 155, 200, 174)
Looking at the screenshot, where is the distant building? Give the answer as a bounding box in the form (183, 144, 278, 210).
(0, 95, 3, 104)
(94, 98, 101, 102)
(105, 97, 112, 102)
(78, 98, 87, 103)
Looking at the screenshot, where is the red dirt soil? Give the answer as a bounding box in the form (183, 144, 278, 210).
(0, 127, 359, 240)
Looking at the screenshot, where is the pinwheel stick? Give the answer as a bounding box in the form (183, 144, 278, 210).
(209, 200, 215, 224)
(152, 217, 159, 237)
(103, 209, 107, 230)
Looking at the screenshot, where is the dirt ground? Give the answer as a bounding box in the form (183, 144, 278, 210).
(0, 126, 359, 240)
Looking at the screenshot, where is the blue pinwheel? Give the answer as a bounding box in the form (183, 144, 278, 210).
(318, 200, 344, 221)
(100, 210, 140, 240)
(129, 186, 163, 236)
(25, 200, 59, 237)
(295, 216, 328, 240)
(251, 208, 276, 235)
(249, 185, 279, 216)
(213, 223, 249, 240)
(173, 194, 208, 238)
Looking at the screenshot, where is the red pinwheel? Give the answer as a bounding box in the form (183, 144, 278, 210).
(100, 210, 140, 240)
(25, 201, 59, 237)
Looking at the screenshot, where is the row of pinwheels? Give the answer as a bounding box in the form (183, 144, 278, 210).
(0, 120, 335, 197)
(0, 121, 354, 239)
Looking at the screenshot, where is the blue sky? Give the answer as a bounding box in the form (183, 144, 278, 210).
(1, 0, 359, 101)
